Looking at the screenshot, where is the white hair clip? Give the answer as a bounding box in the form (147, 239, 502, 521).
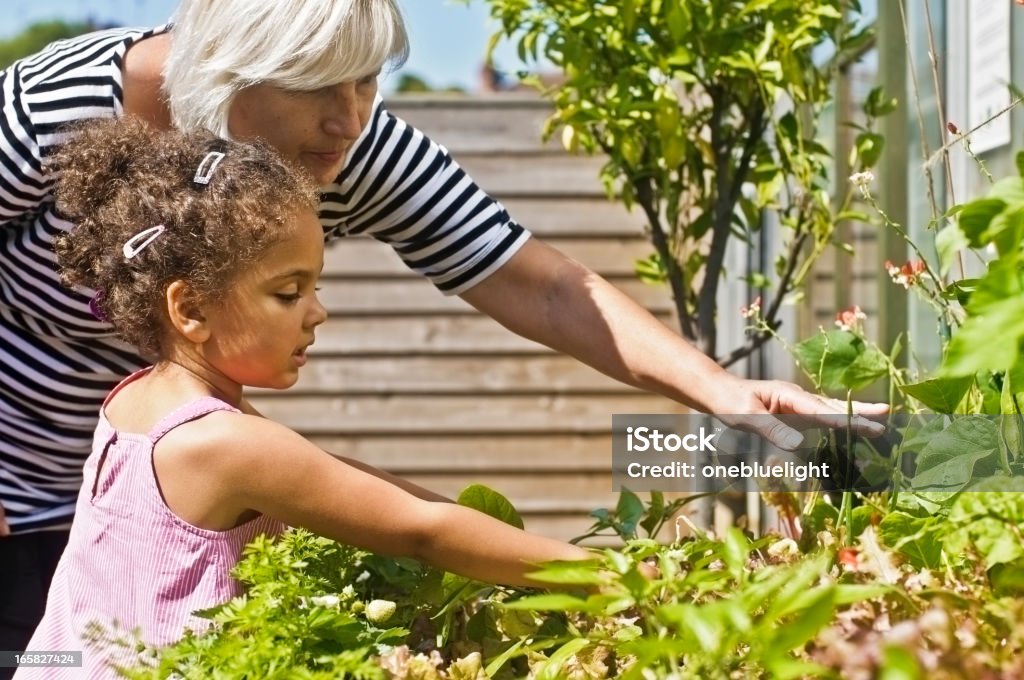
(193, 151, 225, 185)
(122, 225, 166, 259)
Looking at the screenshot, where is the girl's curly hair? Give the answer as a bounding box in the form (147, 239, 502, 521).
(51, 117, 319, 356)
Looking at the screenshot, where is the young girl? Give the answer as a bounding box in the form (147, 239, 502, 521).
(16, 119, 591, 679)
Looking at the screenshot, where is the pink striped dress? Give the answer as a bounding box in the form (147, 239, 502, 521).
(16, 372, 285, 679)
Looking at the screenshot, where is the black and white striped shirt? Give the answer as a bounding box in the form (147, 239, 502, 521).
(0, 26, 529, 533)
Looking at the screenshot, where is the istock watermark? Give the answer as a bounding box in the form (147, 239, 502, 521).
(611, 414, 1024, 494)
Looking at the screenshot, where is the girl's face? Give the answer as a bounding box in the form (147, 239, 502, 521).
(202, 208, 327, 391)
(227, 74, 379, 185)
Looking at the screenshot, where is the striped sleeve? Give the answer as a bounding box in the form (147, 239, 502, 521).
(319, 97, 531, 296)
(0, 63, 51, 225)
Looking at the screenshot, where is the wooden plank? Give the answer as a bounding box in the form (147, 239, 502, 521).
(315, 278, 674, 315)
(496, 196, 649, 238)
(377, 472, 619, 513)
(451, 152, 609, 197)
(255, 355, 633, 394)
(387, 95, 557, 154)
(324, 236, 657, 278)
(309, 433, 613, 471)
(309, 314, 678, 355)
(312, 316, 547, 354)
(246, 394, 686, 434)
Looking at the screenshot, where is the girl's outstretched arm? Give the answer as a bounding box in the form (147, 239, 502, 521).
(187, 412, 592, 588)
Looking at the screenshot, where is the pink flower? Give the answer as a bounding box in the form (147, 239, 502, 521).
(884, 259, 926, 289)
(835, 305, 866, 333)
(740, 296, 762, 319)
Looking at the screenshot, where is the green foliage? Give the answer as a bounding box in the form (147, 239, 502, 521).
(0, 20, 95, 69)
(118, 530, 404, 679)
(572, 488, 699, 544)
(464, 0, 883, 363)
(100, 480, 1024, 678)
(940, 160, 1024, 380)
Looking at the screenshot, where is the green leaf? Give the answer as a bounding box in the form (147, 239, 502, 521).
(852, 132, 884, 168)
(794, 330, 889, 392)
(501, 593, 586, 611)
(989, 207, 1024, 258)
(934, 222, 969, 277)
(878, 511, 943, 568)
(658, 602, 724, 649)
(941, 296, 1024, 376)
(722, 527, 751, 576)
(949, 487, 1024, 568)
(615, 488, 646, 537)
(899, 375, 974, 413)
(501, 593, 621, 614)
(958, 198, 1006, 247)
(524, 560, 605, 586)
(484, 639, 525, 678)
(991, 176, 1024, 206)
(831, 583, 894, 605)
(534, 637, 591, 680)
(639, 491, 665, 536)
(457, 484, 524, 529)
(863, 85, 898, 117)
(912, 416, 999, 490)
(879, 644, 922, 680)
(766, 658, 832, 680)
(768, 587, 835, 654)
(990, 561, 1024, 596)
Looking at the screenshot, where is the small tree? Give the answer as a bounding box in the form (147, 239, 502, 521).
(0, 20, 96, 69)
(468, 0, 882, 364)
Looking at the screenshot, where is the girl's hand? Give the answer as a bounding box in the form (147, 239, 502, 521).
(0, 500, 9, 537)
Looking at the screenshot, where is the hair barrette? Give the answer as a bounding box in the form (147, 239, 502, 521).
(122, 225, 166, 259)
(88, 289, 109, 322)
(193, 151, 225, 186)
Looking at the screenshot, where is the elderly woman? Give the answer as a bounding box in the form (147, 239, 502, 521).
(0, 0, 883, 658)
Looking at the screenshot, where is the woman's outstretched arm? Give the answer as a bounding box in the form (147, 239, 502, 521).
(460, 238, 888, 448)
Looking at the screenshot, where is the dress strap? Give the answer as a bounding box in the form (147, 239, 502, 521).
(148, 396, 241, 445)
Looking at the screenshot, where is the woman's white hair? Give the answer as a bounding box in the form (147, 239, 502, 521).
(164, 0, 409, 137)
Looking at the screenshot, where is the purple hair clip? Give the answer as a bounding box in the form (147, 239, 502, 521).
(88, 289, 109, 322)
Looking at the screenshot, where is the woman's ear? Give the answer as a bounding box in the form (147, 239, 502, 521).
(166, 280, 210, 343)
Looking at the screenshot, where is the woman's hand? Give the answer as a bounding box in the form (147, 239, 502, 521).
(707, 376, 890, 450)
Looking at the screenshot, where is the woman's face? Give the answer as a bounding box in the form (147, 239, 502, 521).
(227, 73, 379, 185)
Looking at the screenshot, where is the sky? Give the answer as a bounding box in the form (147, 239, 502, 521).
(0, 0, 524, 93)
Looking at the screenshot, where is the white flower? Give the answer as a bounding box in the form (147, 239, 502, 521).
(849, 170, 875, 187)
(740, 295, 762, 319)
(310, 594, 340, 608)
(767, 537, 799, 558)
(365, 599, 397, 624)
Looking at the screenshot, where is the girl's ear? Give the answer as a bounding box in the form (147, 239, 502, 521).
(166, 280, 210, 343)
